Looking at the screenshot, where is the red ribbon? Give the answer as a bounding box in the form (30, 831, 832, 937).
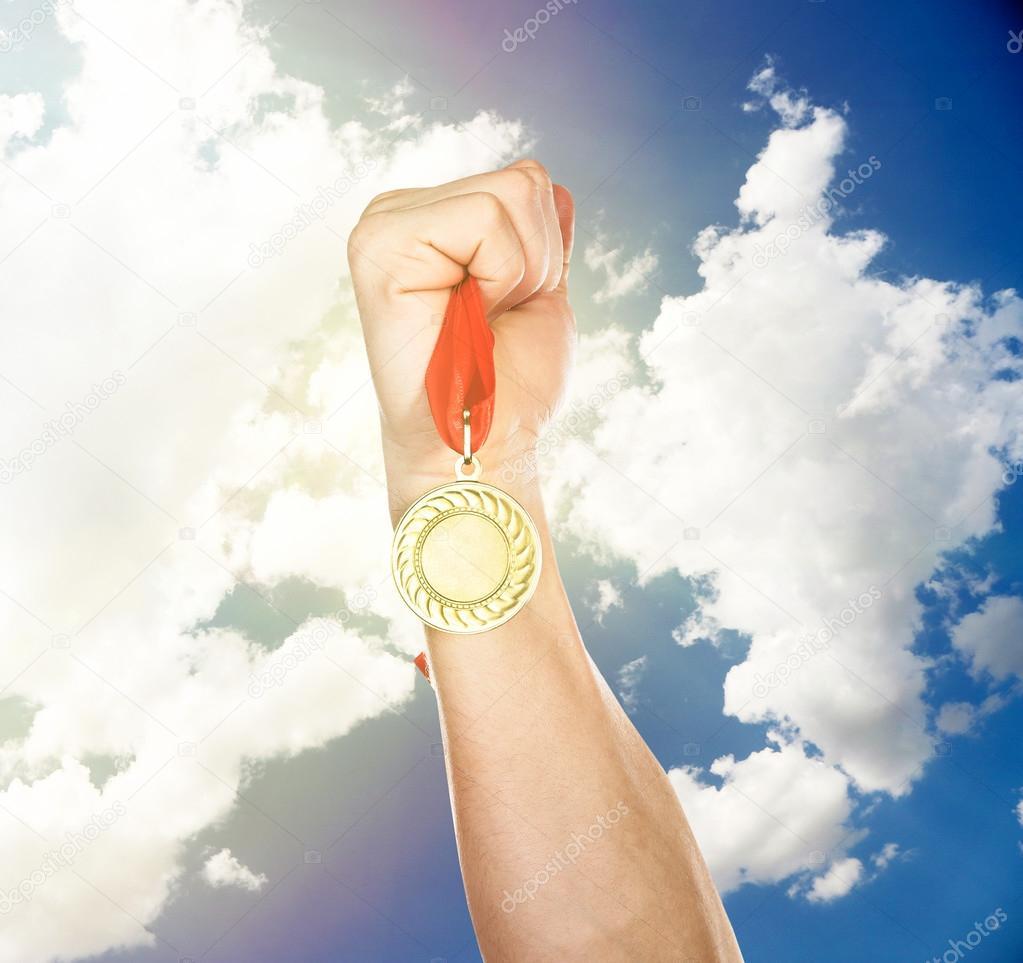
(413, 277, 497, 684)
(424, 276, 495, 455)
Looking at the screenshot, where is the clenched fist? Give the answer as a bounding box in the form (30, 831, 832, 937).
(347, 159, 575, 509)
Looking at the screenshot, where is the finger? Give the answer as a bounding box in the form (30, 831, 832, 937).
(366, 165, 551, 311)
(552, 183, 574, 295)
(504, 158, 562, 293)
(348, 190, 525, 314)
(515, 181, 575, 307)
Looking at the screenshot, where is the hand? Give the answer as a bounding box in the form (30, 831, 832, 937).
(347, 159, 575, 495)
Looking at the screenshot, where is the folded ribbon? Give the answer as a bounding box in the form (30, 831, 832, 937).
(424, 276, 495, 455)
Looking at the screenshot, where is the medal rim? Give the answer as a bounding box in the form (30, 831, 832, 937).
(391, 479, 542, 635)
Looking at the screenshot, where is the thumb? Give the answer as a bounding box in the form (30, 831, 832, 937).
(552, 184, 574, 296)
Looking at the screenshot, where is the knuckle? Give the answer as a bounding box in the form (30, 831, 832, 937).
(346, 223, 365, 262)
(500, 167, 542, 206)
(512, 158, 551, 184)
(347, 211, 386, 260)
(364, 189, 400, 212)
(472, 190, 509, 226)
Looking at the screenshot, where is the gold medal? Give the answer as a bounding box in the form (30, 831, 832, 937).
(391, 454, 541, 634)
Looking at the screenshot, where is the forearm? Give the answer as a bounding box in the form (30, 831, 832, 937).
(386, 443, 742, 963)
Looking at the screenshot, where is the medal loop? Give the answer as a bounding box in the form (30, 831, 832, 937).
(462, 408, 472, 465)
(457, 407, 479, 479)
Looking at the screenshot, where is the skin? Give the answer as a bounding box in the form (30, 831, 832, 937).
(348, 159, 743, 963)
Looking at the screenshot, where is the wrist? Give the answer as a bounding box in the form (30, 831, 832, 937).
(381, 430, 544, 525)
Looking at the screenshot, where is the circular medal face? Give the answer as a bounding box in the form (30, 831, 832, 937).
(391, 480, 542, 634)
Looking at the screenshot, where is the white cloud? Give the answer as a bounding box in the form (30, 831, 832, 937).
(871, 841, 901, 871)
(743, 57, 812, 128)
(0, 93, 46, 150)
(935, 702, 977, 735)
(669, 737, 859, 894)
(550, 61, 1021, 893)
(552, 63, 1021, 797)
(0, 1, 532, 959)
(201, 848, 267, 892)
(590, 577, 623, 623)
(583, 230, 658, 303)
(934, 692, 1009, 737)
(364, 77, 418, 131)
(804, 856, 863, 903)
(616, 655, 647, 712)
(950, 596, 1023, 682)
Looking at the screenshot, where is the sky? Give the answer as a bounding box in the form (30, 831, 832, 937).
(0, 1, 1021, 961)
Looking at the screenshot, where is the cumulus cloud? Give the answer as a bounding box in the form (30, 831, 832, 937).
(551, 60, 1021, 890)
(669, 736, 859, 894)
(0, 0, 532, 959)
(0, 93, 45, 150)
(616, 655, 647, 713)
(870, 841, 902, 871)
(742, 57, 812, 128)
(787, 840, 903, 903)
(935, 702, 977, 735)
(950, 596, 1023, 682)
(201, 848, 267, 892)
(583, 228, 658, 303)
(804, 856, 864, 903)
(590, 577, 623, 623)
(934, 692, 1009, 736)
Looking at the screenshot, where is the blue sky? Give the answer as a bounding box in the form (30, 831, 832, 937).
(1, 0, 1021, 961)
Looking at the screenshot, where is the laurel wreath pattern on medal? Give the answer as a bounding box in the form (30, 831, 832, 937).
(392, 481, 540, 633)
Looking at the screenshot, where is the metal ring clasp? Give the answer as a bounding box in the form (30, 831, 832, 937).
(462, 408, 472, 465)
(455, 408, 481, 479)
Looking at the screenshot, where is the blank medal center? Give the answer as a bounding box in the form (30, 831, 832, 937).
(421, 512, 509, 603)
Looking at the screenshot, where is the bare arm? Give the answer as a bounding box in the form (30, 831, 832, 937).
(350, 159, 742, 962)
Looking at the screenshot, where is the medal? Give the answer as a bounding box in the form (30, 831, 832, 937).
(391, 277, 542, 635)
(391, 464, 541, 634)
